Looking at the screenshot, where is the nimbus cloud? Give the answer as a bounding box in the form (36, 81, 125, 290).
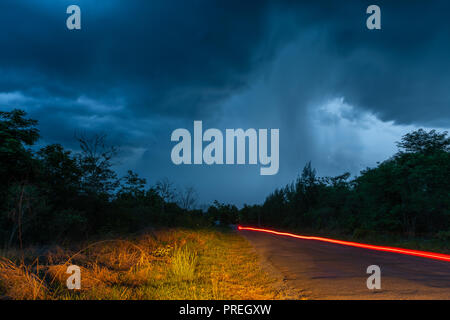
(171, 121, 279, 175)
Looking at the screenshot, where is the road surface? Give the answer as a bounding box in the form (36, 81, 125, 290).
(240, 229, 450, 299)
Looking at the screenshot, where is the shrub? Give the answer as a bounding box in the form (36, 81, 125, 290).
(171, 245, 197, 281)
(436, 230, 450, 241)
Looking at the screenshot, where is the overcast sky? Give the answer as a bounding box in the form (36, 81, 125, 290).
(1, 0, 449, 206)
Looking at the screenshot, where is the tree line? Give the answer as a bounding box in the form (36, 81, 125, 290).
(239, 129, 450, 240)
(0, 109, 217, 248)
(1, 109, 449, 247)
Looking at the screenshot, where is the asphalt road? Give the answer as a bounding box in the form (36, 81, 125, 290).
(240, 229, 450, 299)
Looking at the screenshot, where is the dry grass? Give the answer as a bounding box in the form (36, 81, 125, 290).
(0, 229, 295, 300)
(0, 258, 47, 299)
(171, 245, 197, 281)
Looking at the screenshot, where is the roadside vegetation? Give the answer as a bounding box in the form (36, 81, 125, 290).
(239, 129, 450, 253)
(0, 229, 290, 300)
(0, 109, 448, 300)
(0, 109, 219, 248)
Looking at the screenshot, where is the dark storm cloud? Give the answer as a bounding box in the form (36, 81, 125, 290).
(0, 0, 277, 118)
(270, 0, 450, 126)
(2, 1, 449, 126)
(0, 0, 283, 162)
(1, 0, 449, 205)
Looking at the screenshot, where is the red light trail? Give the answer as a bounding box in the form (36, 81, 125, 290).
(238, 226, 450, 262)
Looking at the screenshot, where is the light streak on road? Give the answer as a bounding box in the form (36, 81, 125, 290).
(238, 226, 450, 262)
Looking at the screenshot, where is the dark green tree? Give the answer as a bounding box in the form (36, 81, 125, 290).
(396, 129, 449, 154)
(117, 170, 147, 201)
(76, 133, 119, 197)
(0, 109, 39, 184)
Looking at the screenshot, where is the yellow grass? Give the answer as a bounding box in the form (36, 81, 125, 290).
(0, 229, 295, 300)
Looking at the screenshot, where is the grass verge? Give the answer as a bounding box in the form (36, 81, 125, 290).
(0, 228, 292, 300)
